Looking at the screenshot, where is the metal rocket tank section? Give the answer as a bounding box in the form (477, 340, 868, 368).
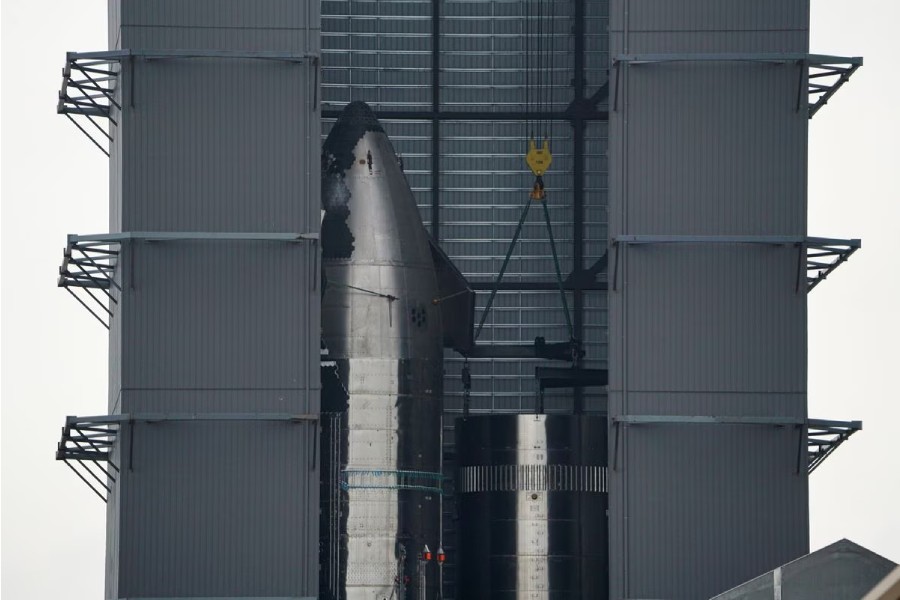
(456, 415, 609, 600)
(319, 102, 444, 600)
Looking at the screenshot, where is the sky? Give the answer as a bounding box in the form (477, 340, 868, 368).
(2, 1, 898, 599)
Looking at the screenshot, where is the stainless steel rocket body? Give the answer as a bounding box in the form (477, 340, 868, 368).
(319, 102, 443, 600)
(456, 415, 609, 600)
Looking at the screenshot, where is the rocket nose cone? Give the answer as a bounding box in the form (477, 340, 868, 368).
(336, 101, 383, 131)
(324, 102, 385, 161)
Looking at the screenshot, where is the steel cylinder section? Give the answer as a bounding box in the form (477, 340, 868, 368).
(319, 102, 443, 600)
(456, 414, 609, 600)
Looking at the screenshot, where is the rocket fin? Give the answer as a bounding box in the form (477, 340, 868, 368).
(429, 239, 474, 355)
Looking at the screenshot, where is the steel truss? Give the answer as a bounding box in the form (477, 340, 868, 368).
(56, 415, 121, 502)
(805, 238, 861, 291)
(807, 418, 863, 474)
(611, 235, 861, 293)
(57, 53, 121, 155)
(612, 53, 863, 119)
(58, 49, 319, 155)
(58, 231, 319, 329)
(57, 412, 318, 502)
(57, 236, 121, 329)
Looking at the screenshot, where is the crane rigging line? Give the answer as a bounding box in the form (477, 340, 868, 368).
(524, 0, 531, 141)
(474, 0, 574, 346)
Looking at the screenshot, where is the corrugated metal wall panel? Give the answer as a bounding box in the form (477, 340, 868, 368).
(623, 392, 806, 418)
(108, 2, 321, 597)
(122, 0, 321, 30)
(609, 32, 808, 54)
(121, 243, 317, 397)
(118, 421, 318, 597)
(609, 0, 808, 55)
(623, 245, 806, 392)
(121, 59, 317, 232)
(622, 63, 807, 236)
(119, 28, 317, 53)
(108, 0, 121, 49)
(108, 119, 124, 414)
(104, 442, 122, 600)
(621, 422, 808, 599)
(120, 0, 319, 53)
(608, 1, 810, 598)
(610, 0, 807, 33)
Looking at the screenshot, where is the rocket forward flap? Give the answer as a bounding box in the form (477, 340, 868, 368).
(429, 238, 474, 355)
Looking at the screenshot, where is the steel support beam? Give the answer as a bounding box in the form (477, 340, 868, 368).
(64, 413, 319, 424)
(430, 0, 441, 243)
(613, 415, 805, 426)
(571, 0, 587, 414)
(536, 367, 607, 389)
(69, 231, 319, 243)
(468, 280, 606, 292)
(467, 339, 578, 361)
(322, 109, 609, 122)
(68, 49, 317, 63)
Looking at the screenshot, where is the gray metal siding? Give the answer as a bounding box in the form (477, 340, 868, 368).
(619, 423, 808, 598)
(117, 0, 319, 53)
(108, 0, 121, 49)
(622, 246, 807, 392)
(118, 421, 318, 598)
(610, 0, 808, 53)
(610, 0, 807, 30)
(120, 59, 317, 232)
(122, 0, 321, 30)
(608, 1, 810, 598)
(108, 2, 321, 597)
(610, 0, 809, 52)
(118, 28, 318, 54)
(120, 243, 317, 396)
(620, 63, 807, 236)
(105, 442, 122, 600)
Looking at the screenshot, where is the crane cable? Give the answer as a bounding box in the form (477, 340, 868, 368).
(526, 0, 551, 200)
(474, 0, 574, 343)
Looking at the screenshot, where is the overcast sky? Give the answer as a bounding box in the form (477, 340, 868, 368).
(2, 1, 898, 598)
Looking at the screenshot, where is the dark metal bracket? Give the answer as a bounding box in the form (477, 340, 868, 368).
(807, 418, 863, 474)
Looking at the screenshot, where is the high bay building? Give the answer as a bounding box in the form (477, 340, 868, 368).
(54, 1, 864, 599)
